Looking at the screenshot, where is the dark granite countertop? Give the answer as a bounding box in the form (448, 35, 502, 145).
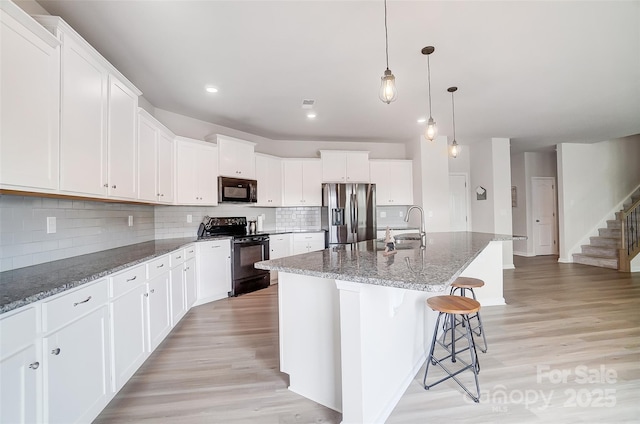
(0, 237, 213, 314)
(256, 232, 523, 292)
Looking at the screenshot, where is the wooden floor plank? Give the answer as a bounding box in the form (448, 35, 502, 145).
(94, 256, 640, 423)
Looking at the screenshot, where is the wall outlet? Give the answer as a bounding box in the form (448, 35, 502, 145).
(187, 214, 193, 223)
(428, 210, 433, 218)
(46, 217, 56, 234)
(380, 211, 387, 218)
(399, 211, 403, 217)
(128, 216, 134, 227)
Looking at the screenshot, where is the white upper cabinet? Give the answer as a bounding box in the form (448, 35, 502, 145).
(107, 76, 138, 200)
(34, 16, 141, 199)
(282, 159, 322, 206)
(175, 137, 218, 205)
(255, 153, 282, 206)
(0, 2, 60, 193)
(369, 160, 414, 205)
(320, 150, 370, 183)
(217, 135, 256, 179)
(137, 109, 174, 203)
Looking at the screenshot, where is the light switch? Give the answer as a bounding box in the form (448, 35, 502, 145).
(46, 217, 56, 234)
(128, 216, 134, 227)
(187, 214, 193, 223)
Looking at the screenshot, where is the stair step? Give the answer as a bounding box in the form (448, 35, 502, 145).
(599, 228, 621, 238)
(572, 254, 619, 269)
(606, 220, 621, 230)
(581, 245, 618, 258)
(590, 236, 620, 247)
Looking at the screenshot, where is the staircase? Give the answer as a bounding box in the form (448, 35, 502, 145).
(573, 189, 640, 270)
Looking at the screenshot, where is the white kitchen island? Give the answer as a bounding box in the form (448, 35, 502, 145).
(255, 232, 517, 424)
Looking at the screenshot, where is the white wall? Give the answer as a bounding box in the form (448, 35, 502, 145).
(557, 134, 640, 262)
(419, 136, 451, 232)
(153, 108, 406, 159)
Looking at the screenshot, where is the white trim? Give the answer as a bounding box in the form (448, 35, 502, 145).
(513, 250, 536, 257)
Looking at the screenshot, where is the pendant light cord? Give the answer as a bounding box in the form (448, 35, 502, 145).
(427, 55, 432, 117)
(451, 91, 456, 141)
(384, 0, 389, 70)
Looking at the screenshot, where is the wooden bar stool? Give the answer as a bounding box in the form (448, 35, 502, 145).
(449, 277, 488, 353)
(423, 295, 481, 402)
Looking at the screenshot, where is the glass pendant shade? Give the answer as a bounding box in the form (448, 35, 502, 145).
(379, 69, 397, 104)
(450, 140, 459, 158)
(425, 117, 437, 141)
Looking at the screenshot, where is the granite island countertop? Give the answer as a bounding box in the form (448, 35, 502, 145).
(256, 232, 523, 292)
(0, 237, 212, 314)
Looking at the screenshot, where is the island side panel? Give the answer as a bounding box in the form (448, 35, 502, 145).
(336, 280, 439, 424)
(278, 272, 342, 412)
(459, 240, 505, 306)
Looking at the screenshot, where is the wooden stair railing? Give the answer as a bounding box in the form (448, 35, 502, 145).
(619, 196, 640, 272)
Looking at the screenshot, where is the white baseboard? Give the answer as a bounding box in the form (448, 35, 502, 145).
(513, 251, 535, 257)
(557, 257, 573, 263)
(503, 263, 515, 270)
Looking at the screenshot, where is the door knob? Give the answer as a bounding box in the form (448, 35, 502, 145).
(536, 219, 540, 222)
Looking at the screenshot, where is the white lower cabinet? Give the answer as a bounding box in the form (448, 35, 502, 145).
(146, 272, 171, 352)
(184, 257, 197, 309)
(196, 239, 232, 304)
(40, 280, 110, 424)
(292, 232, 326, 255)
(43, 306, 110, 424)
(0, 307, 40, 424)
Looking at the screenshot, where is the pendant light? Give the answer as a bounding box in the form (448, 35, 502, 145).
(421, 46, 437, 141)
(379, 0, 397, 104)
(448, 86, 460, 158)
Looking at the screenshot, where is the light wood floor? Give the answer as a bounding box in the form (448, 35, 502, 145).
(94, 257, 640, 423)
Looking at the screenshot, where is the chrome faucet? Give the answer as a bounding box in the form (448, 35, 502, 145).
(404, 205, 427, 248)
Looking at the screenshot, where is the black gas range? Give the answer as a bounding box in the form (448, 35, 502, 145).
(197, 216, 270, 297)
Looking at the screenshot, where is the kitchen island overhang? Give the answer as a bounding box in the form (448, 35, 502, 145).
(256, 232, 522, 424)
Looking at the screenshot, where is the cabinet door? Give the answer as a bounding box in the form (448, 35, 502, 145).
(107, 76, 138, 199)
(217, 137, 236, 177)
(369, 161, 390, 205)
(388, 161, 413, 205)
(282, 160, 303, 206)
(43, 306, 110, 424)
(255, 155, 270, 206)
(175, 141, 199, 204)
(196, 144, 218, 205)
(184, 258, 197, 309)
(270, 234, 292, 259)
(235, 141, 256, 178)
(196, 240, 232, 303)
(137, 114, 158, 202)
(59, 36, 108, 196)
(157, 132, 174, 203)
(170, 265, 186, 327)
(146, 273, 171, 352)
(110, 284, 146, 391)
(267, 156, 283, 206)
(0, 9, 59, 191)
(345, 152, 370, 182)
(302, 160, 322, 206)
(321, 151, 346, 182)
(0, 345, 39, 424)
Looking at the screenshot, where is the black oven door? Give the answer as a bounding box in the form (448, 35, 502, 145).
(231, 237, 270, 296)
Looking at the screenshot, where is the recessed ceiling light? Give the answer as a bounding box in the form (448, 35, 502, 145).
(417, 117, 426, 123)
(307, 112, 317, 119)
(205, 86, 218, 93)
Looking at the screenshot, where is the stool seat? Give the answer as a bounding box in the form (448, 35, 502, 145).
(427, 295, 480, 315)
(451, 277, 485, 289)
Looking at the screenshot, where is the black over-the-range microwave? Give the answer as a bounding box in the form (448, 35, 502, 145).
(218, 176, 258, 203)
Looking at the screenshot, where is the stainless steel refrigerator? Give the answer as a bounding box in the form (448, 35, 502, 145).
(321, 183, 376, 245)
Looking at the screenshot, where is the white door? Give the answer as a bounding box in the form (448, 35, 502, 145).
(532, 177, 557, 255)
(449, 174, 468, 231)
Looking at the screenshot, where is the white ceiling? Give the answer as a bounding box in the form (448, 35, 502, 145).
(34, 0, 640, 153)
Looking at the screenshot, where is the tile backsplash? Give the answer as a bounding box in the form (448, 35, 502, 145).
(0, 194, 323, 272)
(0, 195, 154, 272)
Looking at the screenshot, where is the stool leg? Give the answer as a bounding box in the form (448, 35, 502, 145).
(423, 312, 444, 389)
(462, 314, 481, 402)
(468, 288, 488, 353)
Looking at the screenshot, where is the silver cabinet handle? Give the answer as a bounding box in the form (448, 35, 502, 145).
(150, 289, 155, 294)
(126, 276, 137, 282)
(51, 348, 61, 355)
(144, 293, 149, 297)
(212, 245, 220, 248)
(73, 296, 91, 307)
(103, 183, 109, 188)
(157, 263, 164, 268)
(188, 250, 194, 253)
(29, 362, 40, 370)
(175, 255, 182, 259)
(112, 185, 117, 189)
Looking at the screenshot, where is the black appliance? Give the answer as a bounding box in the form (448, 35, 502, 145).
(197, 216, 270, 296)
(218, 176, 258, 203)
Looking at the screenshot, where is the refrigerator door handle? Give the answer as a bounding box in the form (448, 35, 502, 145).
(350, 193, 357, 233)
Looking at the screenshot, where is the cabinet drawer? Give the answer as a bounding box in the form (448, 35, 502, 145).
(0, 307, 37, 359)
(185, 244, 196, 260)
(293, 232, 324, 243)
(147, 255, 170, 280)
(110, 264, 146, 298)
(170, 249, 186, 267)
(42, 280, 108, 333)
